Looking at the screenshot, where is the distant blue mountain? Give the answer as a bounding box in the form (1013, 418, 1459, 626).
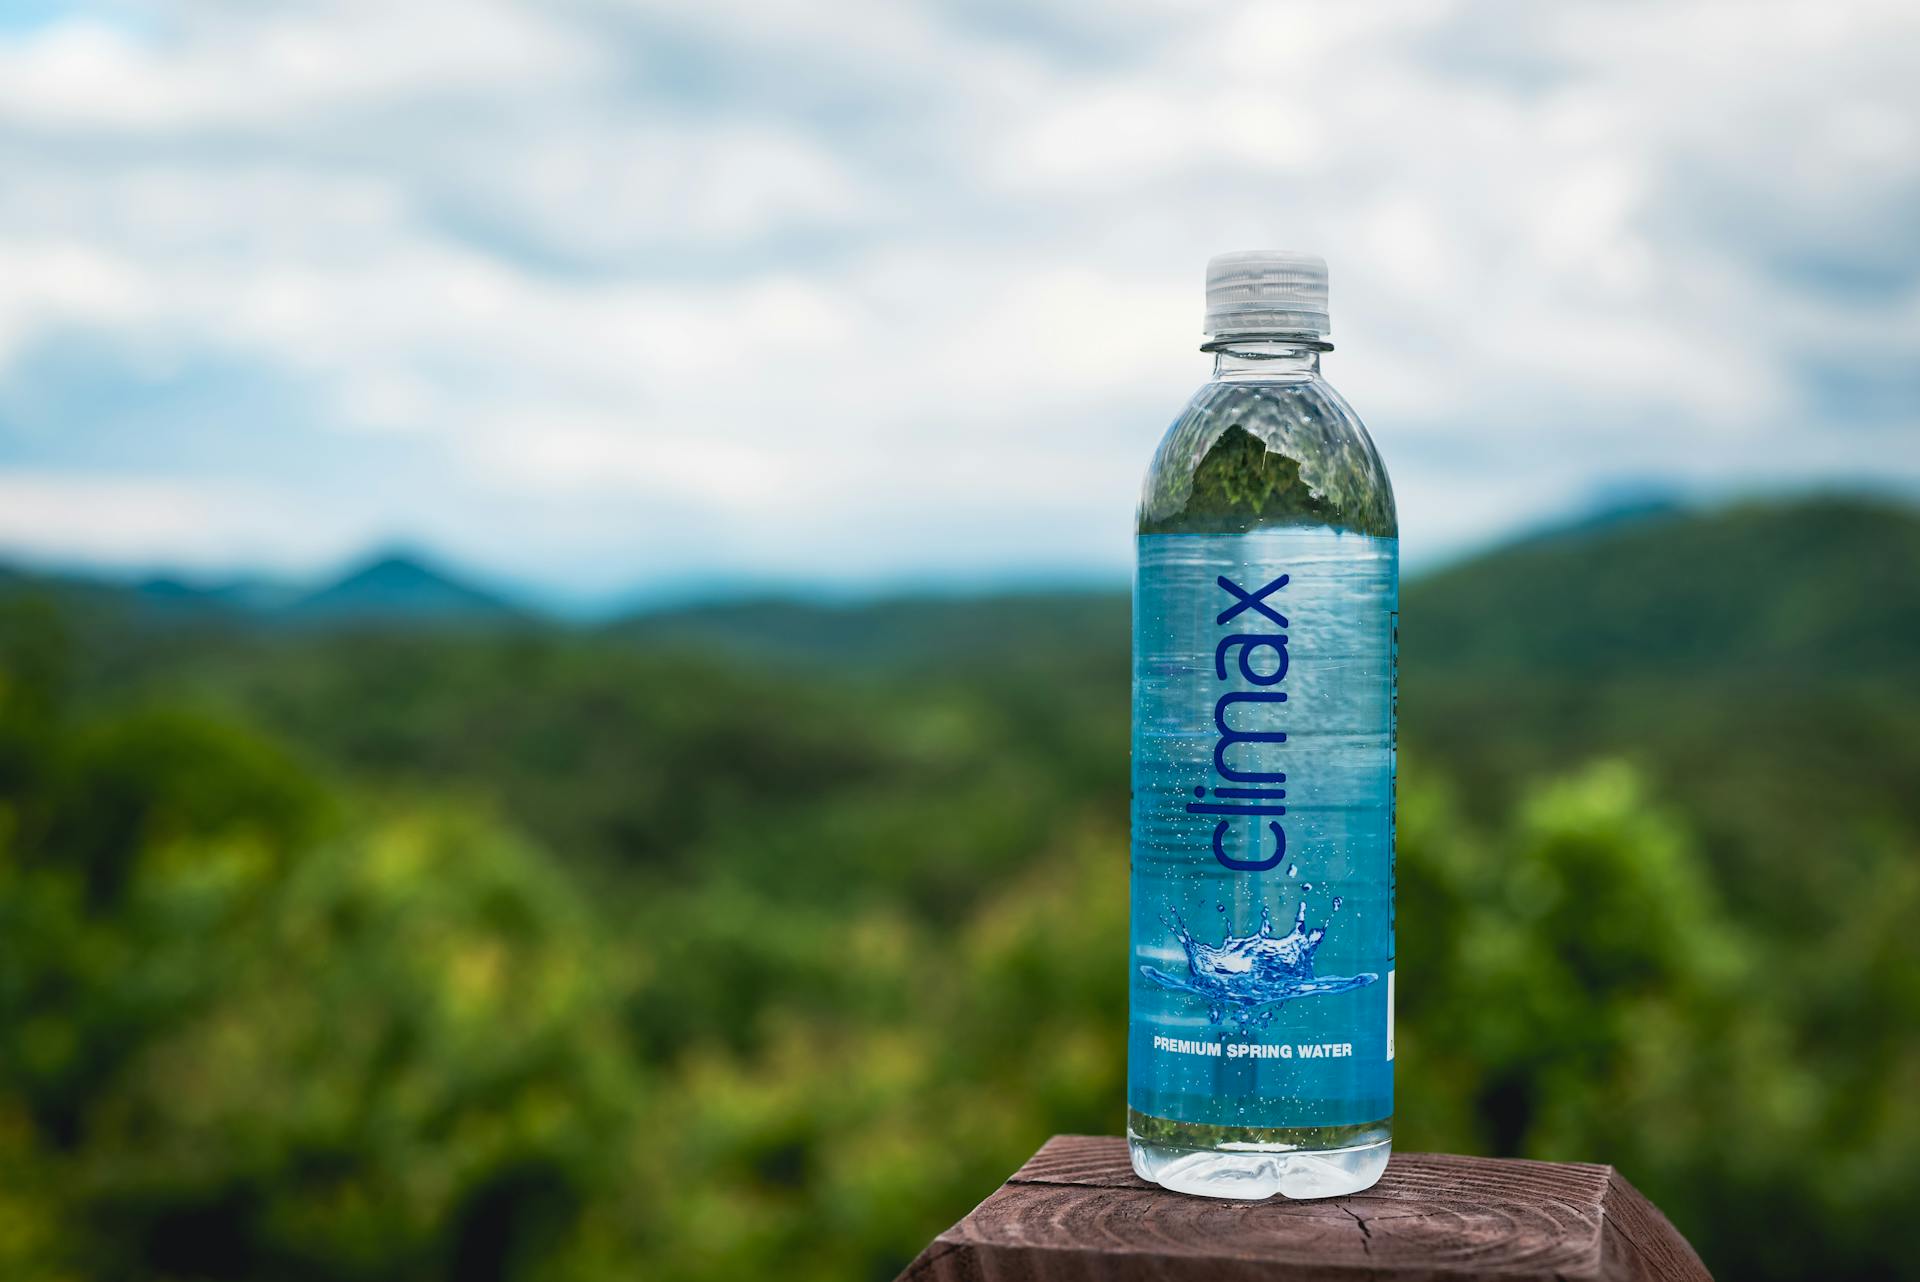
(1505, 488, 1690, 550)
(281, 552, 522, 623)
(134, 574, 301, 615)
(73, 552, 527, 626)
(0, 491, 1910, 644)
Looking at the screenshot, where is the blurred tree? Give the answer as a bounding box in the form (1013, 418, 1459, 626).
(0, 498, 1917, 1280)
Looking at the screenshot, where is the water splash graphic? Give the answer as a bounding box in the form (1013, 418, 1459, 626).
(1140, 899, 1376, 1027)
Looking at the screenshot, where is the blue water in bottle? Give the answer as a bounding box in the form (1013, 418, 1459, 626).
(1128, 252, 1397, 1200)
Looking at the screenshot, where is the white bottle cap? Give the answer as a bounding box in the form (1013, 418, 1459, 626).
(1204, 250, 1329, 338)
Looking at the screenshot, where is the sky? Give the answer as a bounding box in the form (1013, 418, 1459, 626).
(0, 0, 1915, 607)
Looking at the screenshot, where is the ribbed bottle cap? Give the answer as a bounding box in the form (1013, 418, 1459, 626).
(1204, 250, 1329, 338)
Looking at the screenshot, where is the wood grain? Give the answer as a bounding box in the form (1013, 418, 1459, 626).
(896, 1135, 1711, 1281)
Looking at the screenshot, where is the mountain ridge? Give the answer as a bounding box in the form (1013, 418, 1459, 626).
(279, 552, 522, 623)
(0, 495, 1912, 660)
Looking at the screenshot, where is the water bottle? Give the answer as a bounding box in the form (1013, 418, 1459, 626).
(1129, 251, 1396, 1199)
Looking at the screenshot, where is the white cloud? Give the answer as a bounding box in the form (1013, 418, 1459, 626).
(0, 0, 1913, 593)
(0, 470, 357, 571)
(0, 2, 601, 129)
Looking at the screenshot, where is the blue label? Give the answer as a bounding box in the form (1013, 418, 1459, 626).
(1130, 528, 1396, 1129)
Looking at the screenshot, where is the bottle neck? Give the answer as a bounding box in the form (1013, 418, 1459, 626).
(1205, 334, 1328, 379)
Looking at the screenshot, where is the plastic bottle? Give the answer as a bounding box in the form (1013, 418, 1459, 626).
(1128, 250, 1396, 1199)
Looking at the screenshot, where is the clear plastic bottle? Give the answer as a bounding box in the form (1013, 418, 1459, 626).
(1128, 251, 1396, 1200)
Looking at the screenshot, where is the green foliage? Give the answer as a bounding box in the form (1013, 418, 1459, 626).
(1405, 496, 1920, 678)
(0, 497, 1915, 1280)
(1137, 385, 1398, 538)
(1139, 425, 1341, 534)
(1398, 496, 1920, 947)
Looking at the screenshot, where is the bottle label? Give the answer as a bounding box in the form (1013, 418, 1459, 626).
(1130, 528, 1396, 1130)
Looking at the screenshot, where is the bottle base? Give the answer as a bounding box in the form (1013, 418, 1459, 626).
(1127, 1112, 1391, 1201)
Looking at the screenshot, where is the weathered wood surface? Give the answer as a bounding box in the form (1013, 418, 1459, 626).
(897, 1135, 1710, 1281)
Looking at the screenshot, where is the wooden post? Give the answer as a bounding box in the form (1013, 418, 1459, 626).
(897, 1135, 1710, 1281)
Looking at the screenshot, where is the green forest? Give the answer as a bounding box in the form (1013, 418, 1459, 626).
(1, 496, 1916, 1280)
